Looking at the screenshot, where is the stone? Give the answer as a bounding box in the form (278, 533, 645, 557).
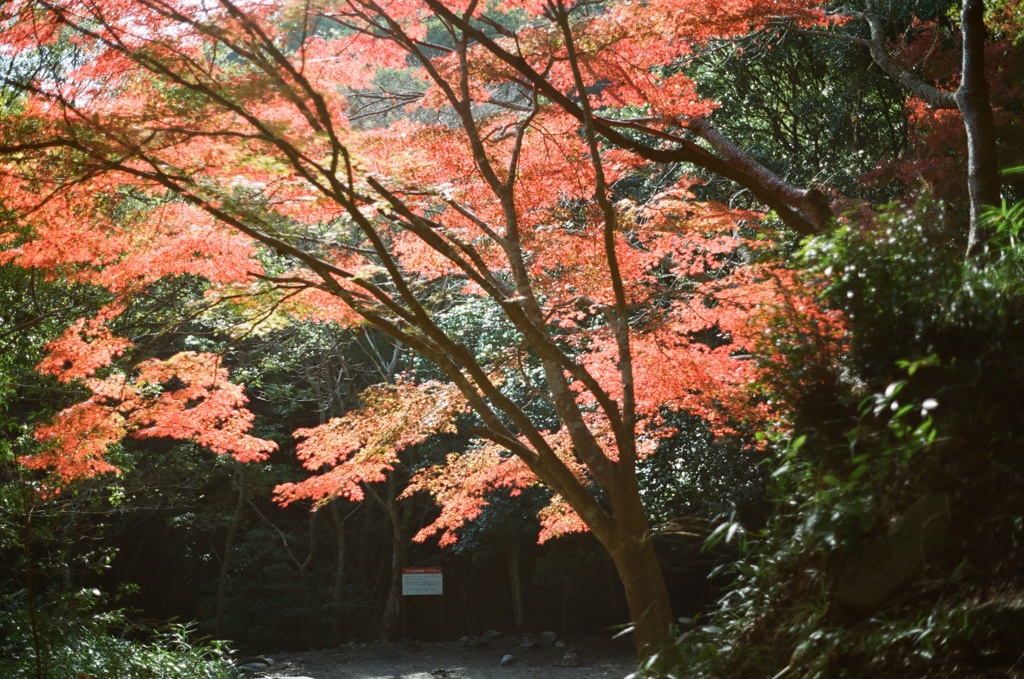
(481, 629, 503, 642)
(236, 662, 271, 673)
(458, 635, 481, 648)
(234, 656, 276, 670)
(836, 493, 951, 612)
(554, 640, 566, 648)
(499, 654, 516, 666)
(557, 651, 582, 668)
(539, 631, 558, 646)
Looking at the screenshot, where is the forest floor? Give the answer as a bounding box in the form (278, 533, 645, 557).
(246, 635, 639, 679)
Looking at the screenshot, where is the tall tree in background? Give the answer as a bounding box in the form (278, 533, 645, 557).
(0, 0, 1013, 651)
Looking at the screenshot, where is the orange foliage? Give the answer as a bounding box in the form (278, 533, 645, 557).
(402, 443, 537, 547)
(0, 0, 845, 549)
(36, 305, 133, 383)
(274, 379, 466, 505)
(401, 427, 591, 546)
(22, 352, 277, 482)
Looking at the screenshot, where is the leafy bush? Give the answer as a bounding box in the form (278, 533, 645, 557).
(636, 196, 1024, 678)
(0, 589, 238, 679)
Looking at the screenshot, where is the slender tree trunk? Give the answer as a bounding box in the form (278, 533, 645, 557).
(459, 575, 473, 634)
(958, 0, 1002, 255)
(507, 545, 525, 632)
(22, 511, 45, 679)
(380, 474, 404, 641)
(329, 501, 355, 642)
(298, 511, 317, 648)
(215, 464, 246, 638)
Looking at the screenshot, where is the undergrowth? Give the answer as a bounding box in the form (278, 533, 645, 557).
(0, 589, 239, 679)
(635, 194, 1024, 678)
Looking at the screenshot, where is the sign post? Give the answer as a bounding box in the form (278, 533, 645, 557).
(401, 567, 443, 596)
(401, 566, 443, 639)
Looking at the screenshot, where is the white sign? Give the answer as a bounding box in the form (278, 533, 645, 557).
(402, 567, 443, 596)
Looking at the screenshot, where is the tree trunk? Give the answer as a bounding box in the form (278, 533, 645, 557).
(958, 0, 1002, 255)
(380, 474, 404, 641)
(22, 509, 45, 679)
(507, 545, 525, 632)
(215, 464, 246, 638)
(329, 501, 356, 642)
(606, 531, 674, 656)
(599, 478, 674, 656)
(298, 511, 317, 648)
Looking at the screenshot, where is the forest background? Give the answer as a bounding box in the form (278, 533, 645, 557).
(1, 0, 1023, 675)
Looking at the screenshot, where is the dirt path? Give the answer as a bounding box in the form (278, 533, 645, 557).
(243, 636, 639, 679)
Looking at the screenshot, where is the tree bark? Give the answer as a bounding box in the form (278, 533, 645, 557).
(380, 474, 404, 642)
(687, 118, 834, 231)
(605, 527, 673, 656)
(215, 464, 246, 638)
(22, 508, 45, 679)
(298, 511, 317, 648)
(958, 0, 1002, 255)
(507, 545, 525, 632)
(847, 2, 1000, 253)
(598, 475, 674, 655)
(329, 501, 357, 642)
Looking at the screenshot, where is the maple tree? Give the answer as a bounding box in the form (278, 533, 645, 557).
(0, 0, 1013, 652)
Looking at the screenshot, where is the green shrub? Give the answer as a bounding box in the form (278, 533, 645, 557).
(636, 195, 1024, 678)
(0, 589, 238, 679)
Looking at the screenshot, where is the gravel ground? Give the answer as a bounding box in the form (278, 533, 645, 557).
(241, 635, 639, 679)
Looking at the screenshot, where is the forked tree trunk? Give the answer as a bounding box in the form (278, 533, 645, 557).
(958, 0, 1002, 255)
